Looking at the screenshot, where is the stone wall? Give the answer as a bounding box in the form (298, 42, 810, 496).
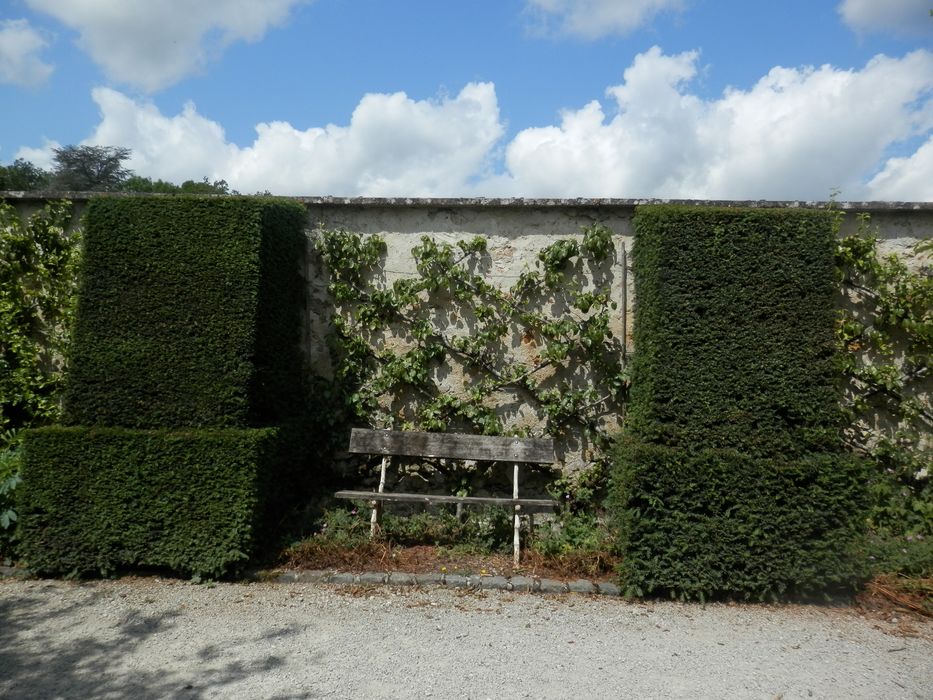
(301, 197, 932, 362)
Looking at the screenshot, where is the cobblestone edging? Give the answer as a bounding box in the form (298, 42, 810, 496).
(2, 564, 621, 596)
(272, 569, 622, 596)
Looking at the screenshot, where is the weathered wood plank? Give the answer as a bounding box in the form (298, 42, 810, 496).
(348, 428, 555, 463)
(334, 490, 557, 509)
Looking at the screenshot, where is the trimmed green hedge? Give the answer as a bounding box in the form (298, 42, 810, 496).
(18, 426, 279, 578)
(611, 206, 867, 600)
(63, 196, 307, 429)
(626, 206, 839, 456)
(17, 196, 316, 578)
(612, 439, 868, 600)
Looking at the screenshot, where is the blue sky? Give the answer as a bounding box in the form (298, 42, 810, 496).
(1, 0, 932, 199)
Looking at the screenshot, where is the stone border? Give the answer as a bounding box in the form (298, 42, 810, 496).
(1, 564, 621, 596)
(272, 569, 621, 597)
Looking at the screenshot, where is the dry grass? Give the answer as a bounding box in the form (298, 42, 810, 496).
(282, 539, 619, 581)
(857, 574, 932, 619)
(519, 548, 619, 580)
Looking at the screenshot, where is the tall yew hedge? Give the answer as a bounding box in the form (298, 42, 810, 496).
(18, 196, 313, 578)
(63, 197, 306, 428)
(611, 206, 868, 600)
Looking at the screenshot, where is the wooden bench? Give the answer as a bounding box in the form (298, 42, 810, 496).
(335, 428, 558, 566)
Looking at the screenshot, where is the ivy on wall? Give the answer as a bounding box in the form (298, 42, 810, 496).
(1, 201, 80, 439)
(834, 212, 932, 536)
(315, 225, 629, 496)
(1, 200, 80, 552)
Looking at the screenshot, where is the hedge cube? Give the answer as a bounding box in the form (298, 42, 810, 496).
(18, 196, 316, 579)
(611, 439, 868, 600)
(63, 196, 308, 429)
(625, 206, 840, 456)
(610, 206, 867, 600)
(18, 426, 281, 578)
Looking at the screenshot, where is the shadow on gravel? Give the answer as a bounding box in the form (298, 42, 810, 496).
(0, 584, 184, 699)
(0, 583, 321, 699)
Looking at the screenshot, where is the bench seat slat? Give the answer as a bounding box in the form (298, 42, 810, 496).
(348, 428, 554, 463)
(335, 490, 557, 509)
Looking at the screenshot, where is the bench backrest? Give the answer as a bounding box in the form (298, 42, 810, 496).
(348, 428, 554, 463)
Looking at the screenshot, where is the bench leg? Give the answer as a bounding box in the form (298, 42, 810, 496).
(370, 455, 389, 538)
(513, 463, 520, 567)
(370, 501, 382, 538)
(514, 506, 521, 567)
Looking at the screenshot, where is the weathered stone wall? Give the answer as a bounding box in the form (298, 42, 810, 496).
(301, 197, 932, 475)
(301, 197, 931, 364)
(303, 199, 634, 379)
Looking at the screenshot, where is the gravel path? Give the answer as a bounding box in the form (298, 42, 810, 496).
(1, 577, 930, 699)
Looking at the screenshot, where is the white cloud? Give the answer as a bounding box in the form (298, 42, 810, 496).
(13, 140, 60, 170)
(60, 83, 503, 195)
(25, 0, 306, 91)
(496, 47, 933, 200)
(82, 88, 237, 186)
(16, 48, 933, 201)
(866, 137, 933, 200)
(0, 18, 53, 86)
(838, 0, 933, 38)
(525, 0, 685, 39)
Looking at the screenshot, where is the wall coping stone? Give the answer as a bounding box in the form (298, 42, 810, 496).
(2, 190, 932, 212)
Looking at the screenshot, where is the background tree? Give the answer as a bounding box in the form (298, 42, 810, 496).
(0, 159, 51, 191)
(120, 175, 233, 195)
(177, 177, 232, 194)
(120, 175, 182, 193)
(2, 147, 236, 194)
(51, 145, 132, 191)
